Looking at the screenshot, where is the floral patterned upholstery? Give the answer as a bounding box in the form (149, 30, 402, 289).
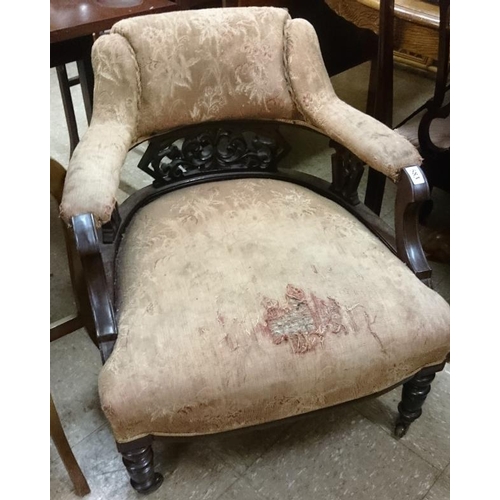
(56, 7, 449, 446)
(99, 179, 450, 443)
(60, 7, 422, 226)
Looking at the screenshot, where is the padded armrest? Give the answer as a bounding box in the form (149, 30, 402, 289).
(60, 33, 140, 226)
(285, 18, 422, 182)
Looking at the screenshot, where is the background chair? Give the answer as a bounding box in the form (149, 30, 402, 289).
(50, 158, 91, 497)
(59, 7, 449, 494)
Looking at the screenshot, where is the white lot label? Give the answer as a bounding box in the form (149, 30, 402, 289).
(405, 166, 425, 185)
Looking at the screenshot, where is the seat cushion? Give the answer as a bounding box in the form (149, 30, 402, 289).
(99, 179, 449, 443)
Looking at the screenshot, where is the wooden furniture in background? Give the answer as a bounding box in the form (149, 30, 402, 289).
(51, 158, 90, 496)
(325, 0, 441, 71)
(50, 0, 177, 157)
(50, 158, 84, 342)
(324, 0, 444, 215)
(51, 158, 97, 343)
(397, 0, 449, 193)
(51, 396, 90, 497)
(223, 1, 380, 78)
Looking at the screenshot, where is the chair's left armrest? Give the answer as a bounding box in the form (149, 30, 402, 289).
(72, 213, 118, 362)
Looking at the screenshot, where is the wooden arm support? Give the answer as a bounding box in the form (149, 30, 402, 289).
(72, 213, 118, 362)
(330, 144, 432, 286)
(395, 166, 432, 286)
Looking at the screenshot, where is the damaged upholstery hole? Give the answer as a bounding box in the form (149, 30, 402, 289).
(256, 284, 383, 354)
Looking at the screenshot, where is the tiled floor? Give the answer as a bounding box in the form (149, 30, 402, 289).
(50, 59, 450, 499)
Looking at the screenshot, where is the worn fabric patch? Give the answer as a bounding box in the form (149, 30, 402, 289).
(256, 284, 384, 354)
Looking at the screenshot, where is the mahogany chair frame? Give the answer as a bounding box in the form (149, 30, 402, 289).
(69, 120, 447, 494)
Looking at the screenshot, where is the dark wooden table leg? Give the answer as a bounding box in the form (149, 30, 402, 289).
(56, 65, 80, 157)
(76, 47, 94, 124)
(51, 395, 91, 496)
(364, 0, 394, 215)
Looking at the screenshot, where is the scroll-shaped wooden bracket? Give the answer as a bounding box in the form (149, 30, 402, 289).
(395, 166, 432, 287)
(72, 213, 118, 363)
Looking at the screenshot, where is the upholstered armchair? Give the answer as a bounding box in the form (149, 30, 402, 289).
(60, 7, 450, 494)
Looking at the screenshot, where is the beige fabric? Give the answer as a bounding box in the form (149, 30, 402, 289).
(60, 7, 422, 225)
(284, 18, 422, 180)
(99, 179, 449, 443)
(113, 8, 299, 139)
(60, 34, 140, 224)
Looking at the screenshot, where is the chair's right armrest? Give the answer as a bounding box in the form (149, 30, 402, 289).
(60, 33, 140, 227)
(285, 18, 422, 183)
(395, 166, 433, 286)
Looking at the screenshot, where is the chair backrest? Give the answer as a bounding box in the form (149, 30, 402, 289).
(98, 7, 300, 140)
(60, 6, 423, 227)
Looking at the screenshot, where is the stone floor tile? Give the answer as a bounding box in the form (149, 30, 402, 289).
(381, 208, 396, 230)
(244, 406, 438, 500)
(51, 425, 242, 500)
(153, 439, 243, 500)
(51, 329, 106, 448)
(429, 261, 449, 288)
(51, 424, 124, 500)
(217, 477, 268, 500)
(207, 421, 295, 474)
(423, 465, 450, 500)
(429, 260, 450, 302)
(331, 61, 436, 125)
(119, 145, 152, 194)
(355, 368, 450, 471)
(207, 424, 291, 474)
(279, 125, 332, 181)
(433, 277, 450, 303)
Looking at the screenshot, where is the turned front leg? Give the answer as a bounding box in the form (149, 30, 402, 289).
(121, 443, 163, 495)
(395, 371, 436, 438)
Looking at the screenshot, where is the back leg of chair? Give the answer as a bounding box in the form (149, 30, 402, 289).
(394, 369, 437, 438)
(118, 439, 164, 495)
